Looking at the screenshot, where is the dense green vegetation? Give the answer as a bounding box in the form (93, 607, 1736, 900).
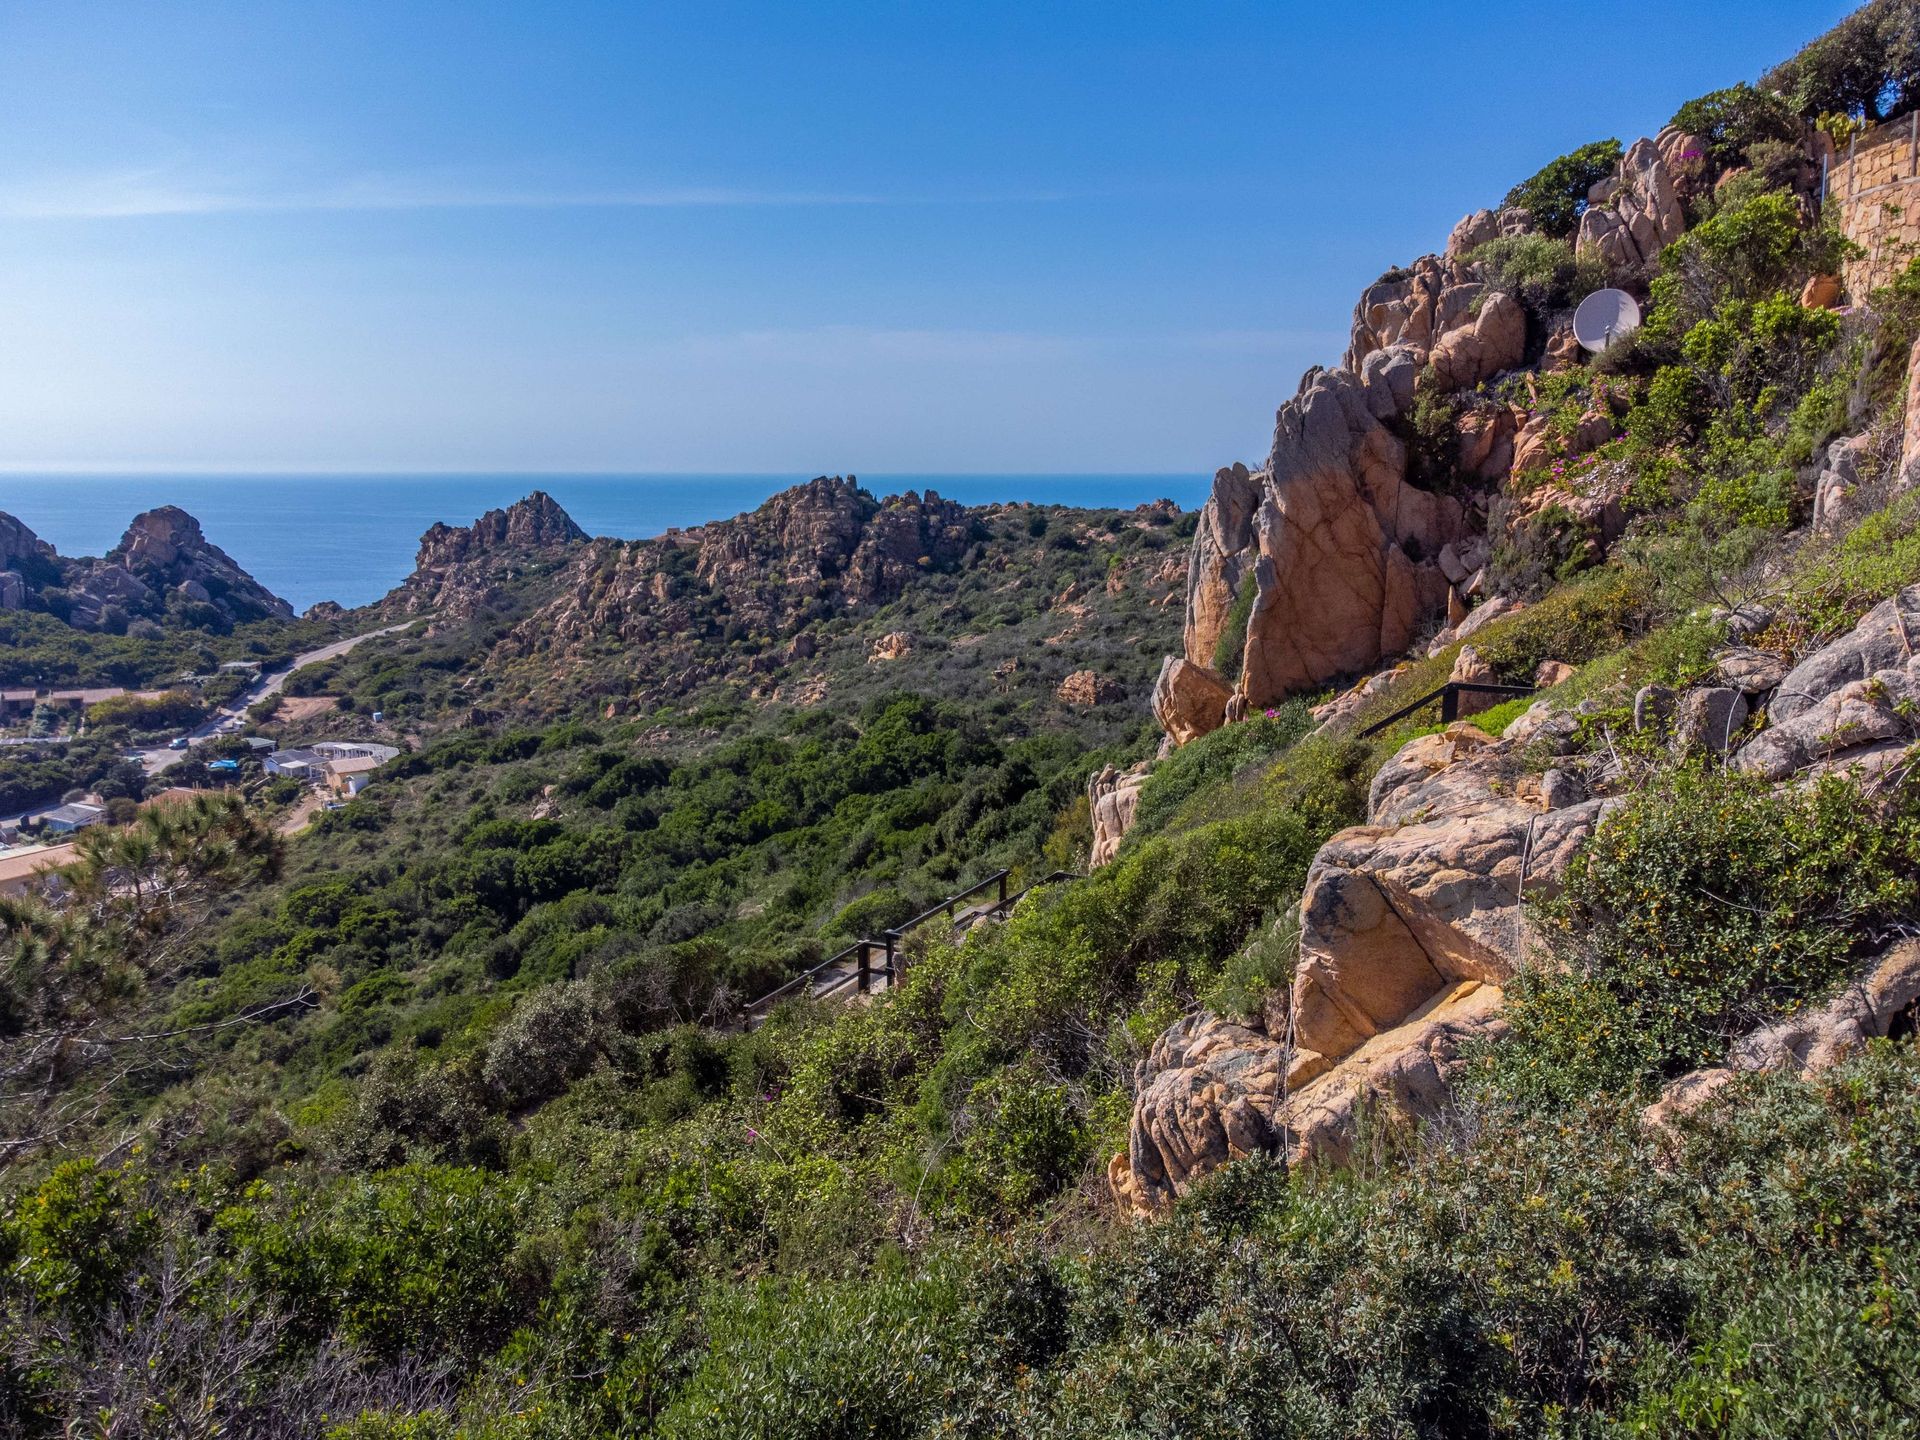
(10, 8, 1920, 1435)
(0, 607, 327, 689)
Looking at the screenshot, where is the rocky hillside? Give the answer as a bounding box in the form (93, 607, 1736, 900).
(342, 478, 1190, 724)
(0, 504, 292, 633)
(14, 8, 1920, 1436)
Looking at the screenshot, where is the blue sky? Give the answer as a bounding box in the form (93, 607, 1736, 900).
(0, 1, 1850, 475)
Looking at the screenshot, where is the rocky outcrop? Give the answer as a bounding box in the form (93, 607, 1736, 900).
(1445, 208, 1533, 260)
(387, 491, 589, 619)
(0, 506, 290, 631)
(415, 490, 585, 571)
(1645, 942, 1920, 1133)
(1813, 434, 1874, 536)
(1179, 464, 1261, 669)
(0, 514, 57, 609)
(1576, 132, 1691, 275)
(1234, 361, 1468, 707)
(1735, 660, 1919, 784)
(1057, 670, 1124, 707)
(1761, 584, 1920, 726)
(1346, 257, 1526, 380)
(1152, 657, 1233, 746)
(1088, 761, 1151, 868)
(1116, 719, 1609, 1211)
(1161, 244, 1536, 745)
(868, 631, 915, 663)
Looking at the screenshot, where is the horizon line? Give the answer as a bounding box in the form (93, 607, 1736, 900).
(0, 466, 1213, 479)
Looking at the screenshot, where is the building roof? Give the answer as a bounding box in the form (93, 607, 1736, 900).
(41, 803, 106, 827)
(312, 740, 400, 763)
(326, 755, 381, 776)
(268, 748, 325, 765)
(0, 843, 78, 887)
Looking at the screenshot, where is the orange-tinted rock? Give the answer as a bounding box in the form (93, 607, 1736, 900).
(1152, 656, 1232, 745)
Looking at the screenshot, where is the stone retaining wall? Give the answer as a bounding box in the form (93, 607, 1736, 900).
(1833, 113, 1920, 297)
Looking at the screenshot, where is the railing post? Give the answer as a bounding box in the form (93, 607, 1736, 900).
(1440, 685, 1459, 724)
(883, 930, 899, 983)
(998, 871, 1008, 906)
(856, 942, 871, 994)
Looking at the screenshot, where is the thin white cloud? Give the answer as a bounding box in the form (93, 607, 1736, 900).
(0, 165, 1089, 220)
(0, 167, 883, 219)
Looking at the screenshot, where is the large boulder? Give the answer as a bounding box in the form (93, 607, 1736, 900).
(1446, 209, 1501, 260)
(1734, 658, 1920, 783)
(1151, 656, 1233, 745)
(1812, 434, 1873, 536)
(1672, 686, 1750, 757)
(1115, 719, 1610, 1211)
(1231, 366, 1465, 709)
(1179, 463, 1262, 669)
(1118, 981, 1510, 1211)
(1764, 584, 1920, 725)
(1088, 761, 1152, 868)
(1345, 257, 1525, 381)
(1427, 291, 1527, 392)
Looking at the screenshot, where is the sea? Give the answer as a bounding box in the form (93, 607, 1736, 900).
(0, 473, 1208, 613)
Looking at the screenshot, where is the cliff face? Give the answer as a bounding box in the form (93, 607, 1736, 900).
(0, 505, 292, 631)
(1153, 124, 1730, 745)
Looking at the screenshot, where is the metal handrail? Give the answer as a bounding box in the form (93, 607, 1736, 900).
(1355, 681, 1535, 740)
(894, 868, 1011, 934)
(741, 866, 1077, 1022)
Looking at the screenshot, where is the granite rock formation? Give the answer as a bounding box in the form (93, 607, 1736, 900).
(385, 490, 589, 620)
(0, 506, 291, 631)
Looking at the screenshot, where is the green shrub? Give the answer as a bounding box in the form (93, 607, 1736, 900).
(1499, 767, 1920, 1092)
(1469, 233, 1609, 327)
(654, 1269, 963, 1439)
(1129, 701, 1317, 839)
(1202, 903, 1299, 1021)
(222, 1165, 528, 1362)
(1763, 0, 1920, 121)
(1212, 569, 1258, 678)
(482, 980, 603, 1109)
(1, 1161, 157, 1320)
(1502, 138, 1623, 238)
(1671, 84, 1802, 169)
(1472, 566, 1658, 682)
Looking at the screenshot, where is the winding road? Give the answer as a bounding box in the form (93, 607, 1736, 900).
(1, 619, 422, 831)
(135, 619, 421, 777)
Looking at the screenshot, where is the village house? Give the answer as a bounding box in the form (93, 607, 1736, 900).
(266, 739, 400, 793)
(39, 801, 106, 835)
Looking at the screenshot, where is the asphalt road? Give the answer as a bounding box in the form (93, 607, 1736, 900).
(1, 618, 421, 832)
(136, 619, 420, 777)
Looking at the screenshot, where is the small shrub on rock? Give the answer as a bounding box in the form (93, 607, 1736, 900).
(1502, 138, 1623, 239)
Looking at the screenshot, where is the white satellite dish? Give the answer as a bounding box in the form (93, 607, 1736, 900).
(1572, 288, 1642, 353)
